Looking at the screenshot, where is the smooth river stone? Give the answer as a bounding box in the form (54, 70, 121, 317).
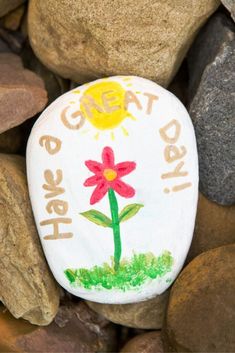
(26, 76, 198, 304)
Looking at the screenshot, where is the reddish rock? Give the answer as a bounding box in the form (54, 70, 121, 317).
(0, 302, 117, 352)
(121, 331, 163, 353)
(0, 52, 47, 133)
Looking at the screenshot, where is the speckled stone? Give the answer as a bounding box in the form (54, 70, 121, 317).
(189, 13, 235, 205)
(163, 244, 235, 352)
(221, 0, 235, 21)
(28, 0, 219, 86)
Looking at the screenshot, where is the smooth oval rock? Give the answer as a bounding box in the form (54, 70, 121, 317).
(0, 154, 59, 325)
(87, 291, 169, 329)
(187, 193, 235, 261)
(163, 244, 235, 352)
(28, 0, 219, 86)
(121, 331, 163, 353)
(27, 76, 198, 304)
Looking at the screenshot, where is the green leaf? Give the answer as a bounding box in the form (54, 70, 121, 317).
(80, 209, 112, 228)
(119, 203, 144, 223)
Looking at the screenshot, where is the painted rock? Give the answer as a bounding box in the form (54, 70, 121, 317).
(26, 76, 198, 304)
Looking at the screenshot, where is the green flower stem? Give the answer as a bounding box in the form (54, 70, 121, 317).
(108, 188, 121, 271)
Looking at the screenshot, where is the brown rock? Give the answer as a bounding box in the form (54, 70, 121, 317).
(121, 331, 163, 353)
(0, 52, 47, 134)
(0, 0, 25, 17)
(87, 291, 169, 329)
(0, 126, 22, 153)
(1, 4, 25, 31)
(188, 193, 235, 261)
(0, 302, 117, 352)
(28, 0, 219, 86)
(163, 245, 235, 352)
(0, 154, 59, 325)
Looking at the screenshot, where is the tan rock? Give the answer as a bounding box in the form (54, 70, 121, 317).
(0, 0, 25, 17)
(163, 244, 235, 352)
(28, 0, 219, 86)
(87, 291, 169, 329)
(0, 154, 59, 325)
(187, 193, 235, 261)
(0, 52, 47, 134)
(121, 331, 163, 353)
(0, 302, 117, 352)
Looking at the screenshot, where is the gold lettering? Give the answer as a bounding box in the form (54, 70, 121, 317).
(46, 199, 68, 216)
(159, 119, 181, 144)
(144, 92, 158, 115)
(40, 218, 73, 240)
(39, 135, 62, 155)
(161, 161, 188, 179)
(124, 90, 142, 111)
(61, 106, 85, 130)
(43, 169, 65, 199)
(173, 182, 192, 192)
(102, 90, 120, 113)
(164, 145, 187, 163)
(80, 94, 104, 118)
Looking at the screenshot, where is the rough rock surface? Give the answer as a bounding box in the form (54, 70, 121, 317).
(87, 292, 169, 329)
(0, 154, 59, 325)
(163, 245, 235, 352)
(189, 13, 235, 205)
(121, 331, 163, 353)
(28, 0, 219, 86)
(0, 52, 47, 134)
(0, 0, 25, 17)
(0, 302, 117, 352)
(187, 193, 235, 261)
(221, 0, 235, 21)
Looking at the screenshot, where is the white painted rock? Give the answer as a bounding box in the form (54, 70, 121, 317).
(27, 76, 198, 304)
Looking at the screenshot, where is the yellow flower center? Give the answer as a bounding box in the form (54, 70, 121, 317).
(103, 168, 117, 181)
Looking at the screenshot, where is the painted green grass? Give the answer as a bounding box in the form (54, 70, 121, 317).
(64, 251, 173, 291)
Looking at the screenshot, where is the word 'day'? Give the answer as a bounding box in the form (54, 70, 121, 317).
(27, 76, 198, 304)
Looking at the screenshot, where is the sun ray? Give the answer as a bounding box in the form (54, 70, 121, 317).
(111, 132, 115, 141)
(81, 129, 90, 135)
(128, 114, 137, 121)
(126, 83, 132, 87)
(94, 132, 100, 140)
(121, 126, 129, 137)
(69, 101, 75, 104)
(73, 90, 80, 94)
(122, 77, 132, 81)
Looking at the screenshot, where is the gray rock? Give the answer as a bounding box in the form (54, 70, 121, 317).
(221, 0, 235, 21)
(189, 13, 235, 205)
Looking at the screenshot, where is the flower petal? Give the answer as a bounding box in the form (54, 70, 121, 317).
(84, 175, 102, 187)
(90, 181, 109, 205)
(85, 160, 103, 174)
(112, 180, 135, 198)
(102, 146, 115, 168)
(116, 161, 136, 177)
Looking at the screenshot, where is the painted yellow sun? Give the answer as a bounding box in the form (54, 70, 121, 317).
(79, 80, 135, 140)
